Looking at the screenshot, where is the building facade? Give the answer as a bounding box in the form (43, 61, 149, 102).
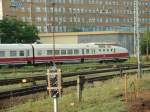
(0, 0, 150, 33)
(39, 31, 134, 54)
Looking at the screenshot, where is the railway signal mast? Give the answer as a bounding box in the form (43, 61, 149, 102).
(47, 67, 62, 112)
(134, 0, 141, 78)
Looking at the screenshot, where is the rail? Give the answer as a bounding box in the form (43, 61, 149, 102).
(0, 64, 150, 86)
(0, 64, 150, 99)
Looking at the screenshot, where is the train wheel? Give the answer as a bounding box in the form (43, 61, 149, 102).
(99, 60, 104, 63)
(81, 58, 84, 63)
(27, 61, 32, 66)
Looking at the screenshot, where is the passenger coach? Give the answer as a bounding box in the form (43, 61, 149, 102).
(0, 43, 129, 65)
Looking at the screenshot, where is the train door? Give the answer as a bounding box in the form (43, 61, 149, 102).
(81, 49, 85, 63)
(26, 49, 32, 64)
(82, 49, 85, 55)
(114, 48, 116, 53)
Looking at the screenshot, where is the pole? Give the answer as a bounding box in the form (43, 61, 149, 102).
(52, 3, 56, 62)
(146, 6, 149, 60)
(45, 0, 48, 33)
(53, 97, 58, 112)
(30, 0, 33, 25)
(134, 3, 136, 57)
(124, 74, 128, 102)
(77, 75, 85, 102)
(134, 0, 141, 78)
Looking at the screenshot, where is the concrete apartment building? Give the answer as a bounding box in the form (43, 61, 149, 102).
(0, 0, 150, 33)
(0, 0, 149, 54)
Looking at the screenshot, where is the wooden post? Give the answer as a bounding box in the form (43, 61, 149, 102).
(124, 74, 128, 102)
(135, 74, 139, 97)
(77, 75, 85, 102)
(47, 69, 51, 95)
(57, 69, 62, 97)
(120, 67, 123, 77)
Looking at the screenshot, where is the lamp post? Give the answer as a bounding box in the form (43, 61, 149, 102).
(52, 3, 56, 63)
(45, 1, 56, 64)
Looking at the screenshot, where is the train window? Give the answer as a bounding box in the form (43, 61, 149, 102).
(92, 49, 95, 54)
(114, 49, 116, 52)
(86, 49, 90, 54)
(27, 50, 30, 56)
(0, 51, 5, 57)
(103, 49, 105, 52)
(74, 49, 79, 54)
(10, 51, 17, 57)
(37, 50, 42, 56)
(82, 49, 84, 54)
(107, 49, 109, 52)
(61, 50, 66, 55)
(68, 50, 73, 55)
(55, 50, 60, 55)
(47, 50, 52, 55)
(19, 51, 24, 56)
(111, 49, 113, 52)
(99, 49, 101, 52)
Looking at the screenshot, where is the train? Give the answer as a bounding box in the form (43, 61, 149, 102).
(0, 43, 129, 65)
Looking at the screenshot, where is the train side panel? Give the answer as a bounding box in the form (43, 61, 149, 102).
(0, 44, 33, 65)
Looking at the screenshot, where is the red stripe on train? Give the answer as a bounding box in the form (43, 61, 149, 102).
(0, 53, 128, 64)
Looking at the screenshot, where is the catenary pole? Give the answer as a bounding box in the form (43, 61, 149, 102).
(135, 0, 141, 78)
(134, 1, 136, 57)
(52, 3, 56, 63)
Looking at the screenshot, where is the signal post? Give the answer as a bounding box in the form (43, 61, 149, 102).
(47, 66, 62, 112)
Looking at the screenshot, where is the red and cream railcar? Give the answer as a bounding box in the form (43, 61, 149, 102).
(0, 43, 129, 65)
(0, 44, 33, 65)
(32, 44, 99, 63)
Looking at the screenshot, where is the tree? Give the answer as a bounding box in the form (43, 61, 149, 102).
(140, 30, 150, 59)
(0, 17, 39, 43)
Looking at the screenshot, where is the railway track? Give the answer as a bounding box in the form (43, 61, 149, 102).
(0, 74, 124, 99)
(0, 63, 139, 74)
(0, 64, 150, 100)
(0, 64, 149, 86)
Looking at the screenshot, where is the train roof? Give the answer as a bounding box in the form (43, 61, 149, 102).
(32, 44, 98, 49)
(0, 44, 32, 50)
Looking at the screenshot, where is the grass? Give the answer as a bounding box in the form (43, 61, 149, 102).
(3, 73, 150, 112)
(0, 58, 140, 80)
(0, 80, 46, 93)
(7, 78, 126, 112)
(1, 55, 148, 80)
(0, 62, 102, 79)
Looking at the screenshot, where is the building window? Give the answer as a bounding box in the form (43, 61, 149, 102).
(26, 8, 31, 13)
(37, 26, 42, 32)
(26, 0, 31, 2)
(35, 16, 41, 22)
(22, 17, 26, 22)
(35, 7, 41, 12)
(43, 26, 48, 32)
